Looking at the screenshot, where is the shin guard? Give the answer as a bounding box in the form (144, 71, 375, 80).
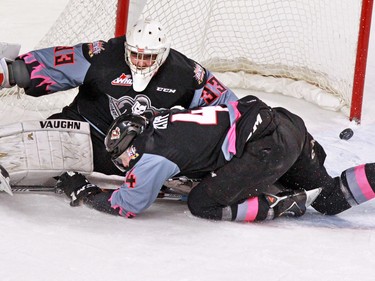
(341, 163, 375, 206)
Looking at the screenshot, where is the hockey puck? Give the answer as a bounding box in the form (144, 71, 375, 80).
(339, 128, 354, 140)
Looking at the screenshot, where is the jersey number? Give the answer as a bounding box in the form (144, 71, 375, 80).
(201, 76, 227, 104)
(170, 106, 228, 125)
(54, 46, 74, 66)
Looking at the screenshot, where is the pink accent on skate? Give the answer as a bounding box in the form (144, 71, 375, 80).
(227, 101, 241, 155)
(244, 197, 258, 222)
(355, 164, 375, 200)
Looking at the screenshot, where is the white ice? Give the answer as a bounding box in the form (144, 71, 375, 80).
(1, 1, 375, 281)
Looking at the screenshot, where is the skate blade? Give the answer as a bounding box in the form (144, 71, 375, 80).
(305, 188, 322, 207)
(0, 180, 13, 195)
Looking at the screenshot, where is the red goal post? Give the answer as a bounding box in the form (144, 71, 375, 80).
(351, 0, 373, 123)
(114, 0, 131, 38)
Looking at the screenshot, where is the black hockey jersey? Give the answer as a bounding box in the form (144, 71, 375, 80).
(109, 95, 273, 217)
(18, 36, 237, 136)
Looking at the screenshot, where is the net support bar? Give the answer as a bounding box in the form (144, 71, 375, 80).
(350, 0, 374, 123)
(115, 0, 131, 37)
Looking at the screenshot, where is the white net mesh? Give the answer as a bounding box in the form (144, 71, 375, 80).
(0, 0, 366, 124)
(0, 0, 119, 124)
(36, 1, 118, 47)
(140, 0, 363, 114)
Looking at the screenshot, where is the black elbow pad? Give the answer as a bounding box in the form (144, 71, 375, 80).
(12, 60, 31, 88)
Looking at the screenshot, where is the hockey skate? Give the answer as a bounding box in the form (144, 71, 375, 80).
(0, 165, 12, 195)
(265, 188, 322, 218)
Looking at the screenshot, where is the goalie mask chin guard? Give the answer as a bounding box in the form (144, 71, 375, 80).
(124, 17, 170, 92)
(105, 114, 148, 161)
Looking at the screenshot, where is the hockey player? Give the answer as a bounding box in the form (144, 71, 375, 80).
(0, 17, 237, 177)
(56, 95, 375, 222)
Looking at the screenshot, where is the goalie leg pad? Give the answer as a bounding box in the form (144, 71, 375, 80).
(0, 119, 93, 187)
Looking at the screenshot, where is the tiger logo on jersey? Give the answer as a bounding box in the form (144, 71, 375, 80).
(107, 94, 160, 119)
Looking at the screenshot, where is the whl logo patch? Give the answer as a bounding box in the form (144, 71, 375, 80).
(111, 73, 133, 86)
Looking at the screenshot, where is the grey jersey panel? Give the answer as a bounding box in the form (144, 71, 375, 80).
(110, 153, 180, 215)
(189, 70, 237, 109)
(29, 44, 90, 92)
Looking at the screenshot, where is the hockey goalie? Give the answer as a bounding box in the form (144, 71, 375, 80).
(0, 18, 238, 195)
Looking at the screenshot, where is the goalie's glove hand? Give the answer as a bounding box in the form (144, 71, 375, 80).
(56, 171, 101, 207)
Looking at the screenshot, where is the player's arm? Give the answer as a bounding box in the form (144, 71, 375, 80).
(1, 41, 105, 96)
(57, 154, 180, 218)
(189, 64, 238, 108)
(108, 154, 180, 218)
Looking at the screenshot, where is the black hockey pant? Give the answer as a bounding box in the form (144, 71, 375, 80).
(188, 108, 374, 221)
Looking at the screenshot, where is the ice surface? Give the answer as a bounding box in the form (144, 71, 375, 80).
(1, 1, 375, 280)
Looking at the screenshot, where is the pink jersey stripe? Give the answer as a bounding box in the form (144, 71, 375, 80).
(244, 197, 259, 222)
(227, 124, 237, 154)
(355, 164, 375, 200)
(227, 101, 241, 154)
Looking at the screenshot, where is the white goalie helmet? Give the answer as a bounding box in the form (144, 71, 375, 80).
(125, 17, 171, 92)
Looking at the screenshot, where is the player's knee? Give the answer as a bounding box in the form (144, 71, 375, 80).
(188, 185, 223, 220)
(187, 186, 205, 217)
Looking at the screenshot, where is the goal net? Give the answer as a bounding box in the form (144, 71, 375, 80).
(0, 0, 372, 124)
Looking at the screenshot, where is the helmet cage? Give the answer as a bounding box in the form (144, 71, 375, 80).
(125, 43, 167, 76)
(124, 18, 170, 91)
(105, 115, 147, 161)
(112, 154, 128, 173)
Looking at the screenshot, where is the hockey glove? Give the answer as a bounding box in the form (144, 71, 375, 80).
(56, 171, 102, 207)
